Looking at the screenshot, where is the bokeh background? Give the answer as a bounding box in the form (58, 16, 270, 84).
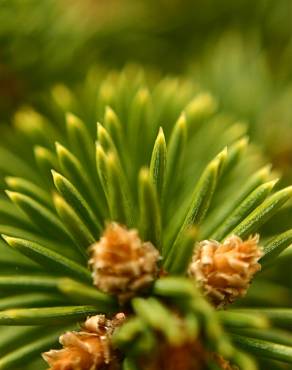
(1, 0, 292, 183)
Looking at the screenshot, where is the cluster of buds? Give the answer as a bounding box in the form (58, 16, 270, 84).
(89, 223, 160, 303)
(43, 223, 261, 369)
(43, 313, 125, 370)
(188, 234, 263, 308)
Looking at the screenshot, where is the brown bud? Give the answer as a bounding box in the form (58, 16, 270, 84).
(42, 313, 125, 370)
(89, 223, 160, 303)
(140, 340, 237, 370)
(188, 235, 263, 307)
(141, 340, 207, 370)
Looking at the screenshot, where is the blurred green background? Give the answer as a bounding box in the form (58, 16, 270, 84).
(0, 0, 292, 178)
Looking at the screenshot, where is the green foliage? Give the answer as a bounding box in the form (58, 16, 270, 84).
(0, 69, 291, 369)
(192, 33, 292, 183)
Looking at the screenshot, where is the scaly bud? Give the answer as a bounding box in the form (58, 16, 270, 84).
(89, 223, 160, 303)
(43, 313, 125, 370)
(188, 235, 263, 307)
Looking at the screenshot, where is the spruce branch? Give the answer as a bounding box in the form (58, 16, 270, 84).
(0, 68, 291, 369)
